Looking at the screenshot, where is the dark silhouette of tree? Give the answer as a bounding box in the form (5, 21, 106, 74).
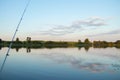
(84, 38, 90, 44)
(115, 40, 120, 44)
(83, 38, 92, 47)
(0, 38, 2, 43)
(26, 37, 31, 43)
(14, 37, 23, 47)
(114, 40, 120, 48)
(78, 40, 82, 44)
(93, 41, 101, 48)
(93, 40, 115, 48)
(0, 39, 2, 50)
(0, 39, 1, 50)
(0, 37, 120, 49)
(16, 37, 19, 42)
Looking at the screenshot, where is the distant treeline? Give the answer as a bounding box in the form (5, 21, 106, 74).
(0, 37, 120, 49)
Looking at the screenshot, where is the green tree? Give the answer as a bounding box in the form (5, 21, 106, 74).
(16, 37, 19, 42)
(115, 40, 120, 44)
(93, 41, 101, 48)
(78, 40, 82, 44)
(0, 38, 2, 43)
(114, 40, 120, 48)
(84, 38, 90, 44)
(26, 37, 31, 42)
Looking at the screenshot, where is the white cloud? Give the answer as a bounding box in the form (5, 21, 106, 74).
(75, 17, 106, 26)
(39, 17, 107, 36)
(87, 29, 120, 37)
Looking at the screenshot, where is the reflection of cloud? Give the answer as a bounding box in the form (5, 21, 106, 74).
(87, 29, 120, 37)
(39, 17, 106, 36)
(112, 64, 120, 71)
(73, 62, 108, 73)
(37, 52, 116, 73)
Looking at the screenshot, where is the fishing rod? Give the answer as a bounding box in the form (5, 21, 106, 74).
(7, 0, 31, 56)
(0, 0, 31, 72)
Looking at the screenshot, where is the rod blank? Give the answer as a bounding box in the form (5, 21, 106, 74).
(6, 0, 31, 55)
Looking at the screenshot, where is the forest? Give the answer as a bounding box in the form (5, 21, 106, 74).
(0, 37, 120, 49)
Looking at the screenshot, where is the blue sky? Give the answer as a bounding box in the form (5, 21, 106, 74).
(0, 0, 120, 41)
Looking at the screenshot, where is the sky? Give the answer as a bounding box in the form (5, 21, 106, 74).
(0, 0, 120, 41)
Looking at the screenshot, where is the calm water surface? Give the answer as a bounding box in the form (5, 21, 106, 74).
(0, 47, 120, 80)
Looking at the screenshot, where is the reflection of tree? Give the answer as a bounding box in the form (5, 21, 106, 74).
(0, 38, 2, 43)
(0, 46, 1, 50)
(78, 46, 90, 51)
(0, 38, 2, 50)
(27, 47, 31, 53)
(77, 38, 92, 51)
(15, 47, 20, 52)
(78, 46, 82, 50)
(84, 46, 90, 51)
(115, 46, 120, 49)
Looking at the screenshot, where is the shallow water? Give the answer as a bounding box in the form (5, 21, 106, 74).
(0, 47, 120, 80)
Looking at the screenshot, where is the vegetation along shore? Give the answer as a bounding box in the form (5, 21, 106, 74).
(0, 37, 120, 49)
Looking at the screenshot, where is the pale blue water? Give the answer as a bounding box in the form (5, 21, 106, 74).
(0, 47, 120, 80)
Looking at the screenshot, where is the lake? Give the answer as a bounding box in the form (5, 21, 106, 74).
(0, 47, 120, 80)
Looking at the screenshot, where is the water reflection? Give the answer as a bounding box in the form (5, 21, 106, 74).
(0, 54, 9, 72)
(0, 46, 1, 50)
(0, 47, 120, 74)
(0, 45, 120, 52)
(112, 64, 120, 71)
(78, 46, 90, 51)
(84, 46, 90, 51)
(26, 47, 31, 53)
(15, 47, 20, 52)
(14, 47, 31, 53)
(0, 47, 120, 80)
(36, 50, 120, 73)
(13, 47, 91, 53)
